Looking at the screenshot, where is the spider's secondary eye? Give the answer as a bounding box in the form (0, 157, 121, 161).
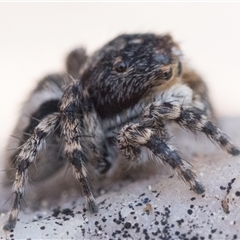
(177, 61, 182, 76)
(114, 61, 127, 73)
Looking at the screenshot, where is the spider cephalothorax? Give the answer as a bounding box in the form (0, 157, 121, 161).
(81, 33, 182, 118)
(3, 33, 239, 231)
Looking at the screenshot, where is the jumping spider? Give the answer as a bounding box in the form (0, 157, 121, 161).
(3, 33, 239, 231)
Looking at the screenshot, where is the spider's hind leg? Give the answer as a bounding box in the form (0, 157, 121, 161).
(3, 113, 60, 231)
(4, 74, 68, 184)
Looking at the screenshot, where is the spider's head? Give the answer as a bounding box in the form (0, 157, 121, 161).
(81, 33, 183, 118)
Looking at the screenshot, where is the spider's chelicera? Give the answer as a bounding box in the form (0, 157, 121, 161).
(3, 33, 239, 231)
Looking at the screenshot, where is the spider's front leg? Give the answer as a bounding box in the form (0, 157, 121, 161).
(118, 121, 205, 194)
(59, 81, 110, 214)
(143, 101, 240, 156)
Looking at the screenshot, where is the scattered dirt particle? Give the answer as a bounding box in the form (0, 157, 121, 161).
(235, 191, 240, 197)
(124, 222, 132, 229)
(221, 198, 230, 214)
(143, 203, 153, 215)
(187, 209, 193, 215)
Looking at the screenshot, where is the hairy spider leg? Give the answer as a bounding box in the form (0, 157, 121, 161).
(3, 113, 60, 231)
(60, 81, 110, 214)
(144, 101, 240, 156)
(118, 122, 205, 194)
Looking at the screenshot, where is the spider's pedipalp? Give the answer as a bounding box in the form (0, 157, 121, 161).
(3, 113, 60, 231)
(118, 122, 205, 194)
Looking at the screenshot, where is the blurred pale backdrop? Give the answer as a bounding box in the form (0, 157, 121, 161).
(0, 2, 240, 153)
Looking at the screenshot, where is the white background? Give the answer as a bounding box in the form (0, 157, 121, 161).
(0, 2, 240, 153)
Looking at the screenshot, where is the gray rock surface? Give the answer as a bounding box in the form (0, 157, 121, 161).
(0, 117, 240, 239)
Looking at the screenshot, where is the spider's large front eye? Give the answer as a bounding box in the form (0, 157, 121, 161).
(114, 61, 127, 73)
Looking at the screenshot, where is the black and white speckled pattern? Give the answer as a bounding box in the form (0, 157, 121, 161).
(1, 117, 240, 239)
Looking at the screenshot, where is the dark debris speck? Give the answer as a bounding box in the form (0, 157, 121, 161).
(191, 236, 198, 240)
(227, 178, 236, 194)
(62, 208, 74, 217)
(220, 186, 226, 190)
(52, 208, 61, 218)
(63, 217, 70, 221)
(235, 191, 240, 197)
(142, 197, 150, 204)
(113, 218, 121, 225)
(156, 192, 160, 198)
(187, 209, 193, 215)
(55, 221, 63, 226)
(211, 229, 217, 233)
(176, 219, 184, 226)
(124, 222, 132, 229)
